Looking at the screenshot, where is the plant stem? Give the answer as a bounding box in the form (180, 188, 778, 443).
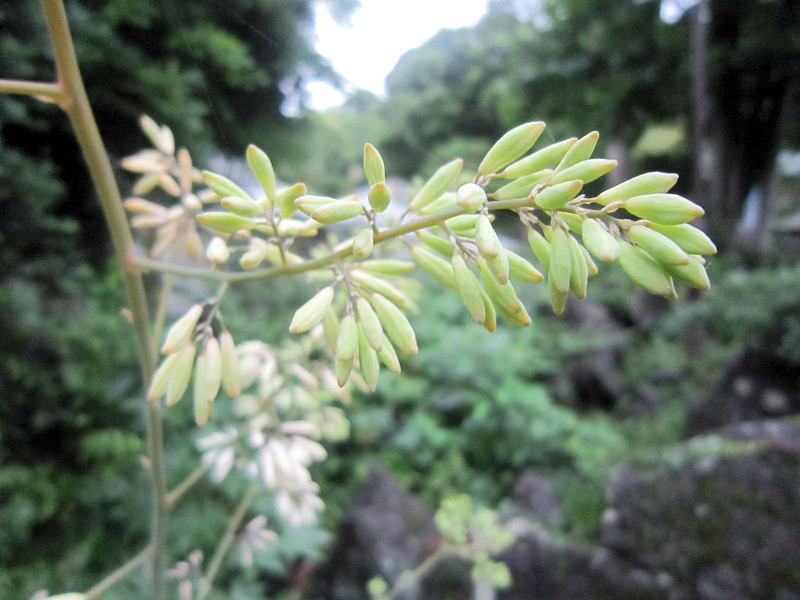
(0, 78, 63, 100)
(165, 460, 214, 510)
(37, 1, 166, 598)
(84, 547, 151, 600)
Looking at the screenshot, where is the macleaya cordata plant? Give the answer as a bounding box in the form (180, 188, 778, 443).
(2, 2, 716, 599)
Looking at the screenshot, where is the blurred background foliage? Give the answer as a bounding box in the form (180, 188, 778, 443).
(1, 0, 799, 597)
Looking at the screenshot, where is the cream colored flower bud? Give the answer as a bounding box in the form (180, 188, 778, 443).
(581, 219, 619, 262)
(622, 194, 704, 225)
(221, 195, 264, 217)
(166, 342, 198, 407)
(551, 159, 617, 186)
(246, 144, 277, 203)
(148, 351, 182, 401)
(489, 170, 553, 201)
(369, 293, 418, 355)
(628, 224, 690, 266)
(479, 258, 523, 315)
(457, 183, 487, 212)
(408, 158, 463, 212)
(358, 325, 380, 392)
(368, 182, 392, 212)
(535, 180, 584, 210)
(665, 254, 711, 290)
(132, 173, 160, 195)
(219, 330, 240, 398)
(420, 192, 457, 216)
(452, 253, 486, 324)
(486, 246, 510, 285)
(363, 143, 386, 187)
(193, 337, 221, 425)
(356, 297, 384, 351)
(311, 200, 364, 224)
(444, 214, 482, 237)
(498, 137, 577, 179)
(124, 197, 167, 215)
(567, 233, 589, 299)
(377, 334, 402, 373)
(336, 313, 358, 360)
(411, 245, 458, 289)
(240, 239, 269, 270)
(527, 227, 551, 271)
(196, 212, 255, 234)
(335, 356, 354, 387)
(157, 124, 175, 155)
(130, 214, 167, 228)
(202, 170, 251, 201)
(278, 182, 307, 218)
(181, 193, 202, 212)
(595, 171, 679, 205)
(617, 242, 677, 299)
(352, 229, 374, 259)
(416, 230, 453, 256)
(359, 260, 416, 275)
(555, 131, 599, 171)
(157, 174, 182, 197)
(506, 249, 544, 283)
(139, 115, 162, 148)
(206, 236, 230, 264)
(289, 286, 335, 333)
(646, 223, 717, 255)
(478, 121, 546, 175)
(294, 194, 337, 216)
(476, 214, 501, 259)
(322, 306, 340, 353)
(161, 303, 204, 354)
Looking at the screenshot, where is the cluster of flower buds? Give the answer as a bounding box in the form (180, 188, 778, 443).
(147, 302, 240, 425)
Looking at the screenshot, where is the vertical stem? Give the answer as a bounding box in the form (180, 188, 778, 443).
(38, 2, 167, 598)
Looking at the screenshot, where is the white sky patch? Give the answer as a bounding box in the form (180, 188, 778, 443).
(307, 0, 490, 111)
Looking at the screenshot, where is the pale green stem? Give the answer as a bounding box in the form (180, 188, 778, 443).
(37, 2, 166, 598)
(0, 78, 63, 100)
(84, 547, 151, 600)
(165, 460, 214, 510)
(152, 273, 175, 357)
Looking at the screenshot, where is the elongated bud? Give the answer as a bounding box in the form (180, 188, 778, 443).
(203, 336, 222, 404)
(162, 304, 203, 354)
(457, 183, 487, 212)
(555, 131, 599, 171)
(376, 334, 402, 373)
(219, 331, 240, 398)
(140, 115, 162, 148)
(311, 200, 364, 224)
(581, 218, 619, 262)
(489, 170, 552, 201)
(278, 182, 307, 218)
(370, 293, 418, 355)
(478, 284, 498, 331)
(617, 242, 677, 298)
(196, 212, 255, 234)
(124, 197, 167, 215)
(527, 227, 551, 271)
(221, 194, 264, 217)
(206, 236, 230, 264)
(277, 218, 321, 237)
(506, 248, 544, 283)
(622, 194, 704, 225)
(322, 306, 340, 352)
(478, 258, 523, 315)
(646, 223, 717, 255)
(294, 194, 337, 216)
(353, 229, 374, 259)
(246, 144, 277, 203)
(335, 356, 354, 387)
(240, 240, 269, 270)
(368, 182, 392, 212)
(452, 253, 486, 324)
(356, 297, 384, 351)
(358, 325, 380, 392)
(417, 230, 453, 256)
(411, 245, 458, 289)
(408, 158, 463, 212)
(359, 260, 416, 276)
(165, 342, 197, 406)
(193, 337, 221, 425)
(582, 245, 598, 276)
(486, 246, 510, 285)
(476, 214, 501, 259)
(595, 172, 679, 205)
(665, 254, 711, 290)
(349, 270, 412, 309)
(567, 233, 589, 299)
(157, 125, 175, 155)
(289, 286, 335, 333)
(419, 192, 459, 216)
(363, 143, 386, 187)
(203, 170, 251, 201)
(560, 212, 584, 234)
(535, 180, 583, 210)
(478, 121, 546, 175)
(444, 214, 482, 237)
(628, 224, 689, 265)
(498, 137, 577, 179)
(336, 313, 358, 360)
(551, 159, 617, 186)
(548, 227, 572, 314)
(148, 351, 183, 401)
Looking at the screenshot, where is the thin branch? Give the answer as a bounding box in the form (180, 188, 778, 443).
(84, 546, 151, 600)
(0, 78, 63, 101)
(165, 461, 214, 510)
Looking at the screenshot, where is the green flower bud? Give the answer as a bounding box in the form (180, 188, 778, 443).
(289, 286, 335, 333)
(193, 339, 219, 425)
(489, 170, 553, 201)
(196, 212, 256, 234)
(416, 230, 453, 256)
(457, 183, 487, 212)
(358, 260, 416, 275)
(622, 194, 704, 225)
(420, 191, 458, 216)
(486, 245, 510, 285)
(246, 144, 277, 204)
(240, 240, 269, 270)
(322, 306, 340, 353)
(356, 297, 384, 351)
(335, 355, 354, 387)
(582, 244, 598, 276)
(165, 342, 197, 407)
(311, 200, 365, 224)
(368, 181, 392, 212)
(202, 170, 251, 201)
(369, 293, 418, 355)
(665, 254, 711, 290)
(444, 214, 482, 236)
(551, 159, 617, 186)
(277, 218, 321, 237)
(452, 253, 486, 324)
(218, 330, 240, 398)
(349, 270, 413, 310)
(560, 211, 584, 234)
(646, 223, 717, 255)
(411, 245, 458, 289)
(617, 242, 677, 298)
(506, 248, 544, 283)
(581, 218, 619, 262)
(206, 236, 230, 264)
(377, 333, 402, 373)
(476, 214, 501, 259)
(493, 290, 531, 327)
(358, 325, 380, 392)
(534, 180, 583, 210)
(628, 224, 690, 265)
(567, 232, 589, 299)
(294, 194, 337, 216)
(221, 195, 264, 217)
(278, 182, 307, 218)
(161, 303, 203, 354)
(336, 313, 358, 361)
(352, 229, 374, 259)
(479, 258, 523, 315)
(555, 131, 599, 171)
(408, 158, 463, 212)
(478, 284, 498, 332)
(498, 137, 577, 179)
(363, 143, 386, 187)
(148, 349, 184, 401)
(595, 171, 679, 205)
(527, 226, 552, 271)
(478, 121, 546, 175)
(548, 227, 572, 314)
